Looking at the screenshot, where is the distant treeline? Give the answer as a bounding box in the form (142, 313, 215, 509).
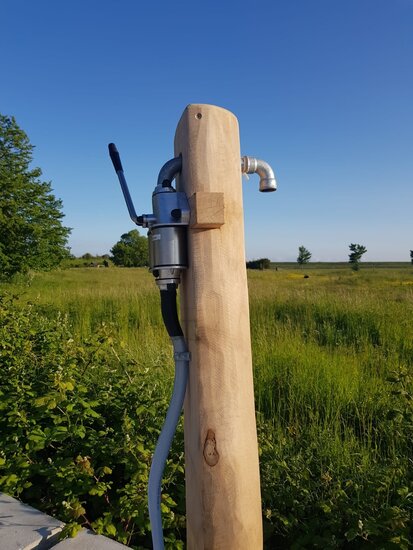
(246, 258, 271, 270)
(63, 253, 112, 268)
(247, 261, 412, 270)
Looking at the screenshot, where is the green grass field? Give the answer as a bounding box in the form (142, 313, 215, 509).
(1, 264, 412, 548)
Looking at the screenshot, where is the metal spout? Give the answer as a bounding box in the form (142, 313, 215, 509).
(241, 156, 277, 192)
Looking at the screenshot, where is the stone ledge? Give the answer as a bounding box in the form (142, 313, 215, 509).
(52, 529, 129, 549)
(0, 492, 129, 549)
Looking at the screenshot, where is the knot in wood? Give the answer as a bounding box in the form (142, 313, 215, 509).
(203, 429, 219, 466)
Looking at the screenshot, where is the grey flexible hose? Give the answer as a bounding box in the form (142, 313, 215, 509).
(148, 289, 189, 550)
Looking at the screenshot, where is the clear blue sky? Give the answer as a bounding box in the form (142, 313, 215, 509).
(2, 0, 412, 261)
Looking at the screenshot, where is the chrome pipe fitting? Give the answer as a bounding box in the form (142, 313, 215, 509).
(241, 156, 277, 192)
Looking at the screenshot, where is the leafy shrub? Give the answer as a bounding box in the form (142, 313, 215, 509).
(0, 293, 185, 548)
(258, 385, 413, 549)
(1, 289, 412, 549)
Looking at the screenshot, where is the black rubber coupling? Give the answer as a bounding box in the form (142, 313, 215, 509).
(160, 286, 184, 338)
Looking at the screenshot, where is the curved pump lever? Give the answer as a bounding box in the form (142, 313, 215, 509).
(108, 143, 142, 225)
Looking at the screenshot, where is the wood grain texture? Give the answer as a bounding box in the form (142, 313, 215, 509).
(174, 104, 262, 549)
(189, 192, 225, 229)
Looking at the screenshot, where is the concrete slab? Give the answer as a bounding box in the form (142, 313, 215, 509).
(0, 493, 131, 549)
(0, 492, 64, 549)
(52, 529, 129, 549)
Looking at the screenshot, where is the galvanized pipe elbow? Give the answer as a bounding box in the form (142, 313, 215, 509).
(241, 156, 277, 192)
(157, 156, 182, 187)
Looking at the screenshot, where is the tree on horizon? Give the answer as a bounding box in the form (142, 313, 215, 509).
(0, 113, 71, 278)
(110, 229, 148, 267)
(297, 245, 312, 266)
(348, 243, 367, 271)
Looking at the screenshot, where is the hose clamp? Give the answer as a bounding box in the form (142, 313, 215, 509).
(174, 351, 191, 362)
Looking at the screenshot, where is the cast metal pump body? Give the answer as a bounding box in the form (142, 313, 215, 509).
(145, 175, 190, 289)
(108, 144, 189, 289)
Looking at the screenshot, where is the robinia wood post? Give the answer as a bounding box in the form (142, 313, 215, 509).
(174, 104, 263, 549)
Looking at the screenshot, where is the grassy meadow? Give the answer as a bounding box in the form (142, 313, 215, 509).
(1, 264, 412, 548)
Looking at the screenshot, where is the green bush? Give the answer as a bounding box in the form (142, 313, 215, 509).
(1, 285, 412, 549)
(0, 293, 185, 548)
(259, 418, 412, 549)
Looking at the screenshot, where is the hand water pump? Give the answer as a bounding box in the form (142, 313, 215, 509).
(109, 117, 276, 549)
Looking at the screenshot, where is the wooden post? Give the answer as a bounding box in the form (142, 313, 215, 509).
(174, 105, 262, 549)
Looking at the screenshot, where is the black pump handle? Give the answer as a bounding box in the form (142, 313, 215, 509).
(108, 142, 123, 172)
(108, 142, 140, 225)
